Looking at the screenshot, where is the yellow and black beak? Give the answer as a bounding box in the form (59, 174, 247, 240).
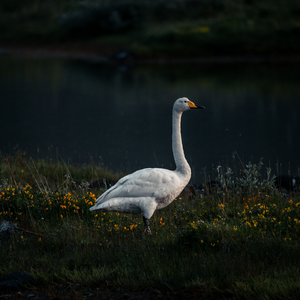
(188, 101, 205, 109)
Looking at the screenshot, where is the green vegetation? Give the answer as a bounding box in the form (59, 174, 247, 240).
(1, 154, 300, 299)
(0, 0, 300, 57)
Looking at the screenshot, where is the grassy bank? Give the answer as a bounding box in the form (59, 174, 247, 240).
(1, 155, 300, 299)
(0, 0, 300, 58)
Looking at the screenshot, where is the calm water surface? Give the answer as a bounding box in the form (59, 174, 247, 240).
(1, 57, 300, 183)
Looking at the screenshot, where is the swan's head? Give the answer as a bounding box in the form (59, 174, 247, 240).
(174, 97, 205, 112)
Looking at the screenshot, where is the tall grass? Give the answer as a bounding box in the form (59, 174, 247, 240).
(1, 154, 300, 299)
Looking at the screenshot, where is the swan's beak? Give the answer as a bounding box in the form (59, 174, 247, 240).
(188, 102, 205, 109)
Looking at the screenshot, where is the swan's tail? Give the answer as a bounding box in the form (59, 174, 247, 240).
(89, 197, 157, 219)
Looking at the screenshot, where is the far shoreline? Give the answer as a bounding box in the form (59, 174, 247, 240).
(1, 43, 300, 65)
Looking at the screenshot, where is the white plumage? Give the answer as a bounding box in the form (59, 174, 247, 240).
(90, 97, 205, 234)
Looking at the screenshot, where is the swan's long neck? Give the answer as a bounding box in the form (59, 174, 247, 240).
(172, 108, 191, 178)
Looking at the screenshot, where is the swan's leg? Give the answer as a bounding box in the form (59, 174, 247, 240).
(143, 216, 152, 235)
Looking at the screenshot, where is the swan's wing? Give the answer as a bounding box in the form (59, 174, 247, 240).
(92, 167, 178, 206)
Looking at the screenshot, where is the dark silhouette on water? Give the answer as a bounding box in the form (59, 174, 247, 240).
(275, 175, 300, 192)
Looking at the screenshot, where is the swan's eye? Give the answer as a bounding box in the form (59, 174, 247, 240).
(184, 100, 187, 103)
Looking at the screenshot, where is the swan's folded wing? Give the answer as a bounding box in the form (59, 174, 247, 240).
(94, 168, 177, 205)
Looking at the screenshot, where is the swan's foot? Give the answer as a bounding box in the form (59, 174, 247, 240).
(142, 216, 152, 236)
(143, 226, 152, 235)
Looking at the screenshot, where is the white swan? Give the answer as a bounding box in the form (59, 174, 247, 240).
(90, 97, 205, 234)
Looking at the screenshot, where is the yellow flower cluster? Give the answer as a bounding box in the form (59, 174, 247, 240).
(181, 196, 300, 243)
(0, 185, 98, 222)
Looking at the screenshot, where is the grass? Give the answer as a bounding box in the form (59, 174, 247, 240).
(0, 0, 300, 58)
(1, 154, 300, 299)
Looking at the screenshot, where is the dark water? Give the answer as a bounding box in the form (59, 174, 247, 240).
(1, 56, 300, 183)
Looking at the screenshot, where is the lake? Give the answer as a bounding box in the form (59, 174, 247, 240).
(1, 56, 300, 184)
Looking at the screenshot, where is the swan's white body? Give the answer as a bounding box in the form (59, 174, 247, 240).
(90, 97, 204, 233)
